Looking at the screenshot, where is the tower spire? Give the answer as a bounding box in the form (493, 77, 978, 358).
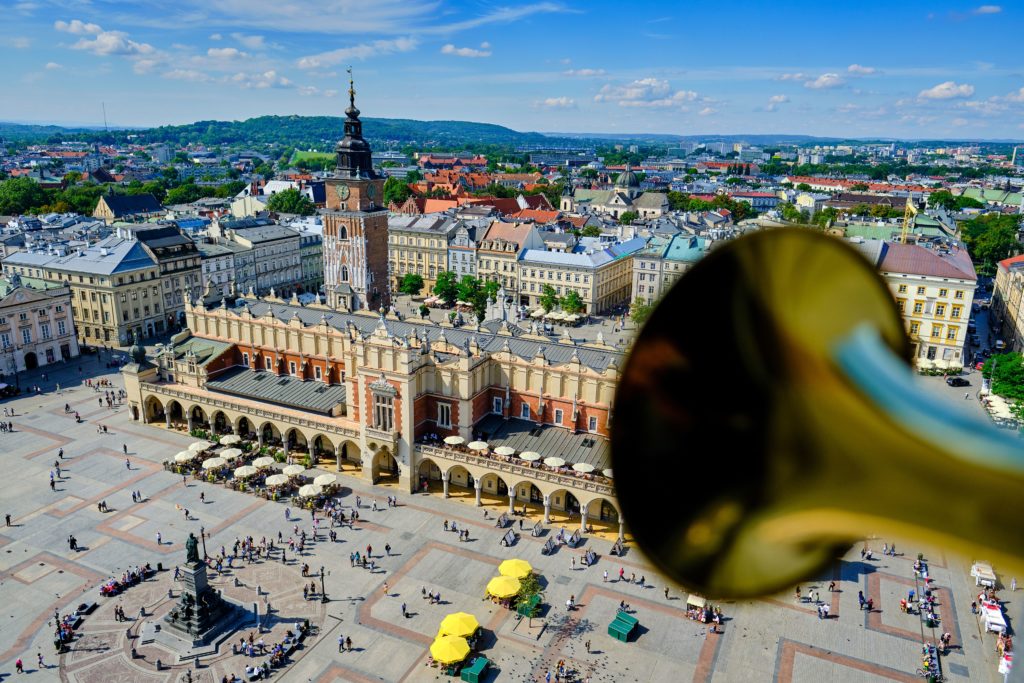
(347, 65, 356, 110)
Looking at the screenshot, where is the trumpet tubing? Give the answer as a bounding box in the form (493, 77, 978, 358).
(613, 229, 1024, 599)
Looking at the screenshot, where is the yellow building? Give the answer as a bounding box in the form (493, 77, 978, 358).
(387, 215, 459, 295)
(853, 239, 977, 368)
(992, 254, 1024, 352)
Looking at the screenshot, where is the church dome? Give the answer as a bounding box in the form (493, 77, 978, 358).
(615, 165, 639, 189)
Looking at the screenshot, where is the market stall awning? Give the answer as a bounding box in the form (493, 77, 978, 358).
(437, 612, 480, 639)
(486, 575, 520, 599)
(498, 559, 533, 579)
(430, 635, 470, 665)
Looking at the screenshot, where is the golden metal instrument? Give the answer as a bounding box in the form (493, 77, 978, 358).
(613, 228, 1024, 599)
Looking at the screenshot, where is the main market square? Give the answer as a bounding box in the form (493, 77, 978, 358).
(0, 292, 1018, 683)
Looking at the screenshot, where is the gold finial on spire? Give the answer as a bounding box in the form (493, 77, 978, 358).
(347, 66, 355, 107)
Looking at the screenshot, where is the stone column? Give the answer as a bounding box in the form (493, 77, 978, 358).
(474, 479, 482, 507)
(580, 508, 588, 534)
(335, 446, 341, 472)
(165, 414, 172, 429)
(257, 431, 264, 448)
(187, 415, 194, 433)
(442, 470, 450, 499)
(543, 495, 551, 525)
(618, 516, 625, 543)
(507, 491, 516, 515)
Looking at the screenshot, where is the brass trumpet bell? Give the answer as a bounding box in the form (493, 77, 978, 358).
(613, 228, 1024, 599)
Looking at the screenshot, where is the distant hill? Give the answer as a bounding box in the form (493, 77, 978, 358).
(0, 116, 561, 148)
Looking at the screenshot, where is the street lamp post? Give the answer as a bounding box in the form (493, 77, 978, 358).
(200, 526, 208, 560)
(319, 566, 327, 603)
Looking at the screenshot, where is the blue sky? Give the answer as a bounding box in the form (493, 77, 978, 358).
(1, 0, 1023, 139)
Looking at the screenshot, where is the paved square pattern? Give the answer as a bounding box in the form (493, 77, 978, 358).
(0, 363, 1017, 682)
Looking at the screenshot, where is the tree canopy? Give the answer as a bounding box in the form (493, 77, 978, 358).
(539, 284, 560, 313)
(265, 187, 315, 215)
(383, 177, 411, 207)
(433, 270, 459, 306)
(983, 353, 1024, 401)
(960, 213, 1022, 273)
(398, 273, 424, 296)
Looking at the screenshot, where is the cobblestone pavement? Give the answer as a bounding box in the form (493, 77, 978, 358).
(0, 367, 1017, 682)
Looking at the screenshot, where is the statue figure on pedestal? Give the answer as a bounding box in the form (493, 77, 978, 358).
(185, 533, 200, 564)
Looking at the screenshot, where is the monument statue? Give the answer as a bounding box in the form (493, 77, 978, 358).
(185, 532, 200, 564)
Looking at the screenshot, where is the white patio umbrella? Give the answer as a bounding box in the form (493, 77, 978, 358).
(572, 463, 595, 473)
(251, 456, 276, 468)
(219, 448, 243, 461)
(443, 436, 465, 446)
(602, 468, 613, 479)
(233, 465, 258, 479)
(531, 309, 545, 318)
(174, 450, 195, 463)
(189, 440, 214, 453)
(202, 457, 226, 470)
(467, 441, 489, 451)
(219, 434, 241, 446)
(543, 457, 566, 468)
(298, 483, 323, 498)
(265, 473, 289, 487)
(494, 446, 516, 457)
(313, 473, 337, 487)
(283, 464, 305, 477)
(519, 452, 541, 462)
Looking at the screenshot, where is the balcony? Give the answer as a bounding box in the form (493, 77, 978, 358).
(416, 443, 615, 497)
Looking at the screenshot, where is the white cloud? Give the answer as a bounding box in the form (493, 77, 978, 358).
(836, 103, 860, 113)
(1004, 87, 1024, 102)
(440, 42, 492, 58)
(960, 100, 1006, 115)
(8, 36, 31, 49)
(847, 64, 876, 75)
(918, 81, 974, 99)
(765, 94, 788, 112)
(44, 61, 63, 70)
(207, 47, 247, 59)
(54, 19, 102, 35)
(973, 5, 1002, 14)
(59, 21, 156, 57)
(778, 73, 807, 81)
(594, 78, 698, 108)
(297, 37, 417, 68)
(209, 33, 222, 40)
(951, 117, 970, 126)
(231, 69, 292, 89)
(698, 107, 717, 116)
(163, 68, 211, 82)
(564, 68, 605, 77)
(804, 73, 844, 89)
(539, 96, 575, 108)
(230, 33, 265, 49)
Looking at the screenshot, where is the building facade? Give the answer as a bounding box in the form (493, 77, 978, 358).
(388, 215, 458, 294)
(992, 254, 1024, 352)
(631, 234, 711, 305)
(0, 277, 80, 374)
(477, 221, 544, 293)
(124, 297, 622, 535)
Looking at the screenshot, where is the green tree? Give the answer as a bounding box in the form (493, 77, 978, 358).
(405, 169, 423, 183)
(961, 213, 1022, 272)
(539, 284, 560, 313)
(398, 273, 424, 296)
(253, 162, 274, 179)
(982, 353, 1024, 400)
(562, 290, 585, 314)
(383, 176, 411, 207)
(580, 225, 602, 237)
(850, 182, 869, 191)
(0, 177, 50, 214)
(160, 166, 179, 183)
(619, 210, 639, 225)
(456, 274, 481, 304)
(796, 182, 811, 191)
(62, 171, 82, 185)
(165, 182, 208, 205)
(433, 270, 459, 306)
(779, 203, 808, 224)
(630, 299, 655, 326)
(265, 188, 315, 215)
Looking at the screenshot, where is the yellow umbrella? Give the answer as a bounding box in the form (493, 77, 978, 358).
(437, 612, 480, 639)
(498, 559, 533, 579)
(430, 635, 470, 665)
(486, 575, 520, 598)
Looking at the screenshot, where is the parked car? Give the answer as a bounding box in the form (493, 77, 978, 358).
(946, 377, 970, 387)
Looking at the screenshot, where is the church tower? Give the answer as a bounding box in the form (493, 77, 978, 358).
(323, 69, 390, 311)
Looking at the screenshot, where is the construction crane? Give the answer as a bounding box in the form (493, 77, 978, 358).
(900, 195, 918, 244)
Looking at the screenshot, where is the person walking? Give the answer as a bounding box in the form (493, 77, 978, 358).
(125, 457, 130, 470)
(585, 639, 591, 654)
(345, 636, 352, 652)
(603, 570, 608, 583)
(37, 652, 45, 669)
(156, 531, 162, 545)
(15, 657, 23, 673)
(338, 634, 345, 652)
(5, 513, 10, 526)
(123, 444, 128, 455)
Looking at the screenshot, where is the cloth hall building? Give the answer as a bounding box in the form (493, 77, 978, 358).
(123, 295, 623, 536)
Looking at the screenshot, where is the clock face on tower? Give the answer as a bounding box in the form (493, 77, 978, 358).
(336, 185, 350, 201)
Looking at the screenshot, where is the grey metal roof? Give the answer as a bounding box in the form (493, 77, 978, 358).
(4, 235, 156, 275)
(206, 366, 347, 414)
(474, 415, 610, 470)
(172, 336, 233, 367)
(234, 299, 623, 373)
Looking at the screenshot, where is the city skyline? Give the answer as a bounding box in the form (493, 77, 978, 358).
(0, 1, 1023, 139)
